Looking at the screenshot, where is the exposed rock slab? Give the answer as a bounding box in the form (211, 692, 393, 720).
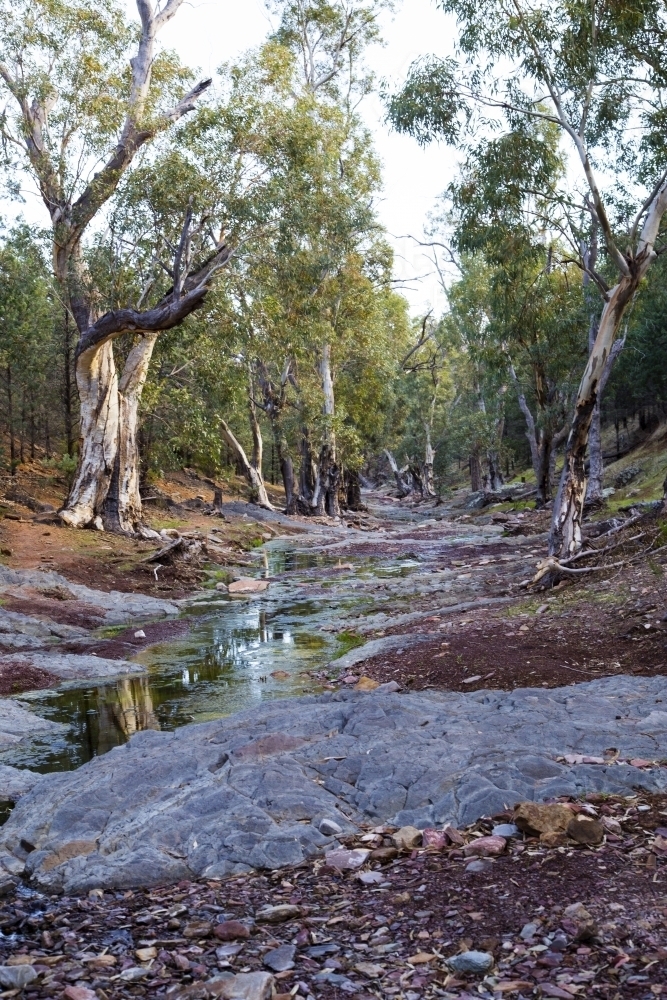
(0, 567, 179, 623)
(0, 652, 144, 682)
(0, 701, 65, 746)
(0, 765, 44, 801)
(3, 676, 667, 893)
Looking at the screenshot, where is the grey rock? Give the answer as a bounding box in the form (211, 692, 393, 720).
(119, 966, 148, 981)
(4, 676, 667, 892)
(213, 970, 274, 1000)
(0, 964, 38, 988)
(520, 922, 539, 939)
(2, 651, 144, 681)
(263, 944, 296, 972)
(331, 635, 424, 671)
(305, 943, 340, 958)
(0, 566, 179, 622)
(447, 950, 494, 974)
(255, 904, 302, 924)
(319, 817, 343, 836)
(465, 859, 494, 873)
(0, 700, 64, 746)
(492, 823, 520, 838)
(375, 681, 401, 694)
(0, 764, 44, 801)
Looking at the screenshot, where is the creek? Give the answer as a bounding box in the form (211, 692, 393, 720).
(2, 543, 414, 774)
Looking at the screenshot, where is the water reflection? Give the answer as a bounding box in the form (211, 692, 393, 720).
(3, 597, 337, 773)
(1, 543, 397, 775)
(96, 676, 160, 752)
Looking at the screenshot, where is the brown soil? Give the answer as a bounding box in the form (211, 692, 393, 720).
(61, 618, 193, 660)
(0, 464, 289, 598)
(357, 558, 667, 694)
(0, 660, 59, 695)
(1, 791, 665, 999)
(1, 594, 108, 629)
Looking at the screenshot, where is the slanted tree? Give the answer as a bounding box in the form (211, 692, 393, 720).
(387, 0, 667, 557)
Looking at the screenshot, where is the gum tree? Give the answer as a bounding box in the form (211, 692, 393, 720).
(388, 0, 667, 557)
(0, 0, 223, 531)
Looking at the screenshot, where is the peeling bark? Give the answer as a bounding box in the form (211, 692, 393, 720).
(103, 334, 158, 533)
(60, 341, 119, 528)
(585, 330, 626, 504)
(422, 426, 436, 497)
(550, 277, 639, 557)
(384, 450, 410, 496)
(469, 451, 483, 492)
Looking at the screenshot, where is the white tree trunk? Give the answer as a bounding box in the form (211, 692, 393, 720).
(550, 277, 637, 557)
(103, 334, 158, 533)
(585, 331, 625, 503)
(422, 425, 436, 497)
(60, 341, 119, 528)
(315, 344, 340, 517)
(219, 418, 274, 510)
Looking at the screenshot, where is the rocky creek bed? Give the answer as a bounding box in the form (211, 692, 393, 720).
(0, 789, 665, 1000)
(0, 491, 665, 998)
(2, 679, 667, 895)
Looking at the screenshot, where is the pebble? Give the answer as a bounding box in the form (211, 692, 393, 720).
(375, 680, 401, 693)
(305, 943, 340, 958)
(0, 964, 38, 988)
(184, 919, 212, 938)
(263, 944, 296, 972)
(492, 823, 520, 838)
(422, 828, 447, 850)
(228, 579, 270, 594)
(255, 904, 302, 923)
(355, 961, 385, 978)
(357, 870, 384, 884)
(119, 966, 149, 981)
(214, 919, 251, 940)
(215, 971, 275, 999)
(465, 858, 494, 873)
(520, 921, 540, 939)
(63, 988, 98, 1000)
(134, 630, 146, 638)
(319, 818, 343, 836)
(324, 848, 370, 870)
(463, 835, 506, 857)
(447, 950, 494, 974)
(391, 825, 422, 850)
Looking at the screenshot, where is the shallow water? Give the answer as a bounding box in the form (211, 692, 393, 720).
(1, 498, 481, 776)
(2, 544, 392, 773)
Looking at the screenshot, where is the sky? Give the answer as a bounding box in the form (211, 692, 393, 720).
(155, 0, 459, 313)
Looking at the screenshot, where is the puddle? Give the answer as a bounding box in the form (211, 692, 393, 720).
(4, 598, 341, 773)
(0, 515, 496, 777)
